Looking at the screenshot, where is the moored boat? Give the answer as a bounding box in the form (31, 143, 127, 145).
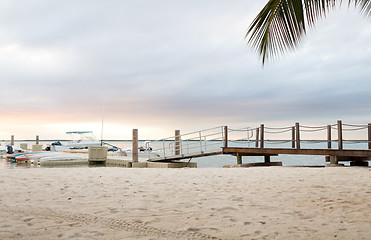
(117, 141, 162, 158)
(48, 131, 102, 151)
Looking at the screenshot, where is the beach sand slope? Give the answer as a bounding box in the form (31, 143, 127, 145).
(0, 167, 370, 239)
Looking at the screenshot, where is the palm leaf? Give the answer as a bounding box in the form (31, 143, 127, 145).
(246, 0, 370, 65)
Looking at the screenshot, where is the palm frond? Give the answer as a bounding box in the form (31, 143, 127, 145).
(354, 0, 371, 16)
(246, 0, 306, 65)
(246, 0, 370, 65)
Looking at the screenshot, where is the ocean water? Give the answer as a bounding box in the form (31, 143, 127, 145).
(1, 140, 369, 169)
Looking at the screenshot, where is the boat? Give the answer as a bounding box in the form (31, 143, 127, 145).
(117, 141, 162, 158)
(7, 151, 88, 164)
(37, 153, 87, 163)
(7, 152, 44, 161)
(48, 131, 102, 151)
(0, 144, 24, 154)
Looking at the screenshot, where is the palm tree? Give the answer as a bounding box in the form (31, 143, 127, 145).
(246, 0, 370, 65)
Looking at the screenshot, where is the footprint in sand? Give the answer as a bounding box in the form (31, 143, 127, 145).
(217, 206, 237, 212)
(108, 207, 119, 214)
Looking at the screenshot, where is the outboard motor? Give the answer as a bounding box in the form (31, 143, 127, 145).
(6, 145, 14, 154)
(51, 141, 62, 146)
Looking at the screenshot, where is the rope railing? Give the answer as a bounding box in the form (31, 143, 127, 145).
(300, 128, 327, 132)
(300, 125, 328, 129)
(264, 126, 293, 130)
(264, 128, 292, 134)
(234, 121, 371, 151)
(342, 126, 368, 131)
(343, 123, 368, 128)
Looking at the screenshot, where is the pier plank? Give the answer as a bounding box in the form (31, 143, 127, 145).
(223, 147, 371, 158)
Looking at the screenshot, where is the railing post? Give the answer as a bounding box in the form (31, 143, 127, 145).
(11, 135, 14, 146)
(368, 123, 371, 150)
(327, 125, 332, 149)
(255, 128, 259, 148)
(223, 126, 228, 148)
(199, 131, 203, 153)
(36, 135, 39, 145)
(260, 124, 264, 148)
(204, 136, 207, 152)
(132, 129, 138, 163)
(337, 120, 343, 150)
(162, 140, 166, 157)
(295, 122, 300, 149)
(187, 139, 189, 154)
(291, 126, 295, 148)
(175, 130, 180, 155)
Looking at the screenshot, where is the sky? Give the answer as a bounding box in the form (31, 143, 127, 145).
(0, 0, 370, 140)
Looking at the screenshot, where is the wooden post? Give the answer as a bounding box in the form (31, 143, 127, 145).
(36, 135, 39, 145)
(337, 120, 343, 150)
(260, 124, 264, 148)
(291, 127, 295, 148)
(264, 155, 271, 163)
(223, 126, 228, 148)
(11, 135, 14, 146)
(236, 153, 242, 165)
(329, 156, 338, 165)
(255, 128, 259, 148)
(132, 129, 138, 163)
(327, 125, 331, 149)
(175, 130, 180, 155)
(368, 123, 371, 150)
(295, 122, 300, 149)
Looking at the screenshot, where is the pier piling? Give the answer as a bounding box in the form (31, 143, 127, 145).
(338, 120, 343, 150)
(295, 122, 300, 149)
(223, 126, 228, 148)
(260, 124, 264, 148)
(236, 153, 242, 164)
(291, 127, 295, 148)
(132, 129, 138, 163)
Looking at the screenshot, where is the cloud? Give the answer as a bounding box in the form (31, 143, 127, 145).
(0, 1, 370, 139)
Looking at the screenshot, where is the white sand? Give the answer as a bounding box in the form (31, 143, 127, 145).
(0, 167, 370, 240)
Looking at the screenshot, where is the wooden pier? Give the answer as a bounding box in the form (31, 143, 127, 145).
(222, 147, 371, 166)
(146, 121, 371, 167)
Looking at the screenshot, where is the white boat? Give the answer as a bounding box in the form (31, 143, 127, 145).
(50, 131, 102, 151)
(117, 141, 162, 158)
(38, 153, 88, 163)
(21, 151, 88, 163)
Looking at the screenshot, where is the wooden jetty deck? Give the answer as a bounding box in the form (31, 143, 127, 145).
(145, 121, 371, 166)
(222, 147, 371, 166)
(222, 147, 371, 158)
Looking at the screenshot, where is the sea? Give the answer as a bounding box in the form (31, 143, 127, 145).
(1, 140, 369, 169)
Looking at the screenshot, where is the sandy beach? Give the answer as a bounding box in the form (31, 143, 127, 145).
(0, 167, 370, 240)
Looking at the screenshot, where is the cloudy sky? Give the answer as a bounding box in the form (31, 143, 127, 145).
(0, 0, 370, 140)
